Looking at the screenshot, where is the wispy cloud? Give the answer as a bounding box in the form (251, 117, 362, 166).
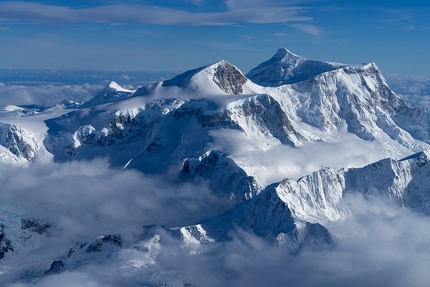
(378, 8, 414, 22)
(185, 0, 206, 6)
(0, 1, 310, 26)
(402, 24, 416, 31)
(320, 5, 354, 12)
(290, 24, 321, 36)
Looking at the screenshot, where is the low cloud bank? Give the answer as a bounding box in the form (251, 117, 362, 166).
(2, 159, 430, 286)
(0, 83, 100, 108)
(385, 73, 430, 109)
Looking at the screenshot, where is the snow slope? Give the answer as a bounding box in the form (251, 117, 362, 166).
(1, 49, 430, 286)
(246, 48, 348, 86)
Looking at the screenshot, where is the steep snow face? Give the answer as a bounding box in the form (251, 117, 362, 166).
(247, 48, 346, 86)
(80, 81, 136, 108)
(180, 150, 261, 202)
(276, 167, 347, 222)
(4, 49, 430, 286)
(268, 63, 430, 153)
(178, 150, 335, 251)
(239, 187, 297, 238)
(0, 123, 38, 164)
(41, 53, 430, 185)
(4, 49, 430, 179)
(224, 94, 305, 147)
(45, 93, 307, 172)
(246, 49, 430, 155)
(269, 149, 430, 224)
(44, 100, 176, 167)
(344, 152, 430, 214)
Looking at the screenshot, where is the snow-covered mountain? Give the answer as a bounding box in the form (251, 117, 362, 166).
(1, 49, 430, 286)
(80, 81, 136, 108)
(247, 48, 347, 86)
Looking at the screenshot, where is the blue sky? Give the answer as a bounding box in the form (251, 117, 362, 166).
(0, 0, 429, 76)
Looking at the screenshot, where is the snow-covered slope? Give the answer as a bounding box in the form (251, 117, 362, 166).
(2, 48, 430, 286)
(0, 122, 39, 164)
(247, 48, 347, 86)
(41, 60, 428, 176)
(270, 149, 430, 224)
(180, 150, 261, 202)
(80, 81, 136, 108)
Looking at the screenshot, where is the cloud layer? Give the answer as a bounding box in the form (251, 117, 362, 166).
(385, 73, 430, 109)
(4, 179, 430, 287)
(0, 83, 99, 108)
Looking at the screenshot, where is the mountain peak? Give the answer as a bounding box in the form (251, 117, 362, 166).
(247, 48, 345, 86)
(211, 60, 247, 94)
(79, 81, 135, 108)
(274, 48, 302, 60)
(107, 81, 134, 93)
(108, 81, 121, 90)
(162, 60, 248, 95)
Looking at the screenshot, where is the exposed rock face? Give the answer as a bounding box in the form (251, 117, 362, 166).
(44, 260, 64, 275)
(240, 187, 297, 238)
(180, 151, 261, 202)
(212, 61, 247, 94)
(21, 217, 51, 236)
(225, 94, 305, 146)
(0, 223, 13, 260)
(301, 222, 335, 251)
(180, 150, 260, 201)
(86, 234, 123, 253)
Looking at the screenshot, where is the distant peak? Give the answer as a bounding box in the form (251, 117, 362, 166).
(210, 59, 234, 69)
(215, 59, 228, 65)
(108, 81, 121, 90)
(274, 48, 302, 60)
(247, 48, 345, 86)
(106, 81, 134, 93)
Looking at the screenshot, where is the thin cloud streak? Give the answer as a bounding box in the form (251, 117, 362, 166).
(0, 1, 310, 26)
(290, 23, 321, 36)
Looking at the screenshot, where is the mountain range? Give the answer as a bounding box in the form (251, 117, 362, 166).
(0, 48, 430, 286)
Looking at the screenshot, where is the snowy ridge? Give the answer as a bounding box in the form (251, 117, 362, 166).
(80, 81, 136, 108)
(2, 48, 430, 285)
(246, 48, 348, 86)
(26, 49, 430, 183)
(0, 122, 38, 164)
(161, 60, 249, 95)
(180, 150, 261, 202)
(268, 149, 430, 224)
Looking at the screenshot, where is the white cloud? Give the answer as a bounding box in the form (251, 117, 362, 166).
(0, 1, 310, 26)
(291, 23, 321, 36)
(185, 0, 206, 6)
(402, 24, 416, 31)
(384, 73, 430, 109)
(6, 191, 430, 287)
(0, 83, 100, 108)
